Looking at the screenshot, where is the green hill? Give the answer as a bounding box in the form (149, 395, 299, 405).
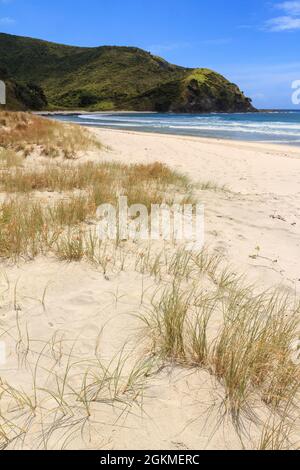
(0, 32, 255, 112)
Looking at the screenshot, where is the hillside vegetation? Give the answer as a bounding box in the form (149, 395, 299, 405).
(0, 32, 255, 112)
(1, 79, 47, 110)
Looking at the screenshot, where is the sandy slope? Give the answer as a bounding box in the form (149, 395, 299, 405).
(89, 129, 300, 295)
(1, 259, 248, 450)
(1, 129, 300, 450)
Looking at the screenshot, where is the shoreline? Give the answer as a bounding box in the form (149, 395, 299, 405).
(88, 125, 300, 158)
(40, 111, 300, 150)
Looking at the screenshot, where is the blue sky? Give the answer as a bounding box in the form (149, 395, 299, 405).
(1, 0, 300, 108)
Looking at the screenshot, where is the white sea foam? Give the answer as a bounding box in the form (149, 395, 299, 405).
(58, 111, 300, 144)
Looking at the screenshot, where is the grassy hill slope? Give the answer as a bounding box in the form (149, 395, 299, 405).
(0, 32, 255, 112)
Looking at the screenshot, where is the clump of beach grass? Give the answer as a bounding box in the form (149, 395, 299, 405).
(77, 353, 153, 410)
(141, 255, 300, 432)
(0, 111, 101, 159)
(0, 158, 192, 206)
(142, 282, 216, 365)
(0, 161, 194, 263)
(0, 162, 113, 194)
(0, 196, 94, 261)
(210, 288, 300, 419)
(55, 231, 85, 262)
(149, 282, 190, 361)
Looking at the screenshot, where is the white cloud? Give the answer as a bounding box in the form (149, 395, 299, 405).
(265, 15, 300, 30)
(265, 1, 300, 31)
(276, 1, 300, 15)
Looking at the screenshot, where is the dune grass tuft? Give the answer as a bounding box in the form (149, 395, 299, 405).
(0, 159, 193, 262)
(0, 111, 101, 159)
(141, 256, 300, 429)
(210, 289, 300, 419)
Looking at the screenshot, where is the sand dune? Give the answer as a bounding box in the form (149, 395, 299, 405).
(1, 124, 299, 450)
